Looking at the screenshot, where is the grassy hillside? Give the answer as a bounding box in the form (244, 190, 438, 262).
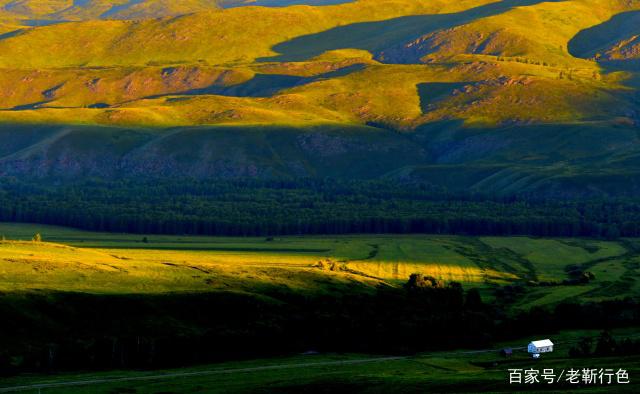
(0, 0, 223, 21)
(0, 0, 638, 129)
(0, 0, 639, 192)
(0, 0, 495, 67)
(0, 0, 350, 21)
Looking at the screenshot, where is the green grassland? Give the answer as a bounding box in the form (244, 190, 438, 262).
(1, 328, 638, 393)
(1, 223, 639, 309)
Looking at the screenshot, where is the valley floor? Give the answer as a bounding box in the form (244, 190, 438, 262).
(0, 223, 639, 309)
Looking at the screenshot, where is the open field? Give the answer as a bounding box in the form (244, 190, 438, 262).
(1, 223, 639, 308)
(1, 328, 639, 393)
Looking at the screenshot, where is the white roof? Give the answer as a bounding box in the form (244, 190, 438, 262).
(530, 339, 554, 347)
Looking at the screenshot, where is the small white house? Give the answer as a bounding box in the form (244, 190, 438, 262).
(528, 339, 554, 354)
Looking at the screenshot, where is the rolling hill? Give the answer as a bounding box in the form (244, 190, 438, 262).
(0, 0, 639, 193)
(0, 0, 223, 21)
(0, 0, 637, 125)
(0, 0, 351, 21)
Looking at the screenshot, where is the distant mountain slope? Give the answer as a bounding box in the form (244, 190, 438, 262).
(0, 0, 222, 21)
(0, 0, 499, 68)
(220, 0, 354, 7)
(0, 0, 637, 128)
(0, 0, 352, 21)
(2, 122, 640, 197)
(0, 0, 69, 18)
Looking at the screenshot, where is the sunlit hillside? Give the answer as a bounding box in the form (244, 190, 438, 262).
(0, 0, 223, 21)
(0, 0, 638, 129)
(0, 0, 351, 21)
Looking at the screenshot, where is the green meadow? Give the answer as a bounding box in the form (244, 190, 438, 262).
(1, 223, 639, 309)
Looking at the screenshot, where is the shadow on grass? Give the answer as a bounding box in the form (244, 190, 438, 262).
(8, 101, 51, 111)
(177, 63, 366, 98)
(568, 11, 640, 62)
(568, 10, 640, 120)
(0, 29, 26, 40)
(416, 82, 468, 114)
(259, 0, 565, 63)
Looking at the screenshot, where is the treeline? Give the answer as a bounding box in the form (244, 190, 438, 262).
(569, 331, 640, 358)
(1, 278, 639, 375)
(1, 177, 640, 237)
(500, 298, 640, 338)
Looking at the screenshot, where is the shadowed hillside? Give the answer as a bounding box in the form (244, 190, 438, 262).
(569, 10, 640, 69)
(1, 122, 640, 196)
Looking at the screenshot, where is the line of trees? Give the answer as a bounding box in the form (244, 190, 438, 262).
(570, 331, 640, 358)
(1, 177, 640, 237)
